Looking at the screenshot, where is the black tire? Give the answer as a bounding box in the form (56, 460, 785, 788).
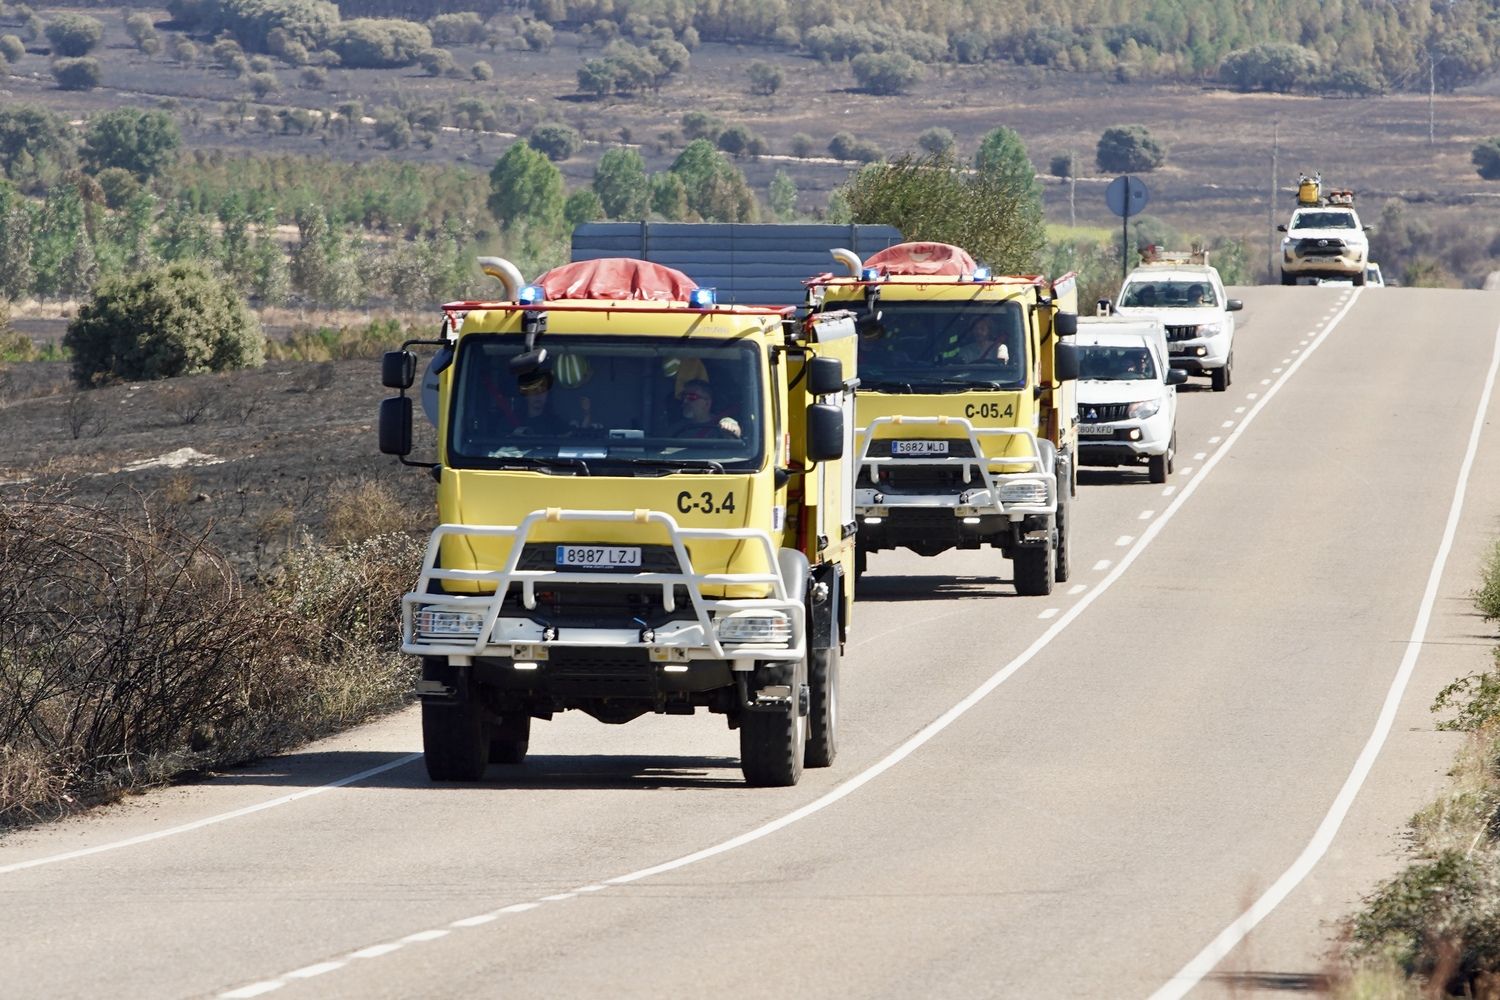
(740, 658, 807, 787)
(854, 541, 868, 581)
(805, 644, 839, 768)
(1013, 536, 1055, 596)
(1166, 432, 1177, 474)
(488, 713, 531, 765)
(1211, 361, 1229, 392)
(1053, 493, 1071, 583)
(1281, 271, 1296, 286)
(422, 697, 487, 781)
(1353, 269, 1366, 287)
(1148, 451, 1168, 484)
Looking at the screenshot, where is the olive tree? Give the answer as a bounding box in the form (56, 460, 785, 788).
(44, 13, 102, 57)
(64, 262, 264, 385)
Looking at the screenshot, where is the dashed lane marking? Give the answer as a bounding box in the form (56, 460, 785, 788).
(1092, 560, 1112, 571)
(1115, 535, 1134, 546)
(1139, 510, 1155, 520)
(1067, 584, 1087, 595)
(1038, 608, 1059, 620)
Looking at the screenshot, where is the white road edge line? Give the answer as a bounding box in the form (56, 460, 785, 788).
(217, 294, 1371, 999)
(0, 754, 423, 876)
(1148, 307, 1500, 999)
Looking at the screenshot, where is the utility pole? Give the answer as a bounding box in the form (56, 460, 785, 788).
(1068, 150, 1076, 229)
(1428, 51, 1436, 147)
(1268, 119, 1279, 284)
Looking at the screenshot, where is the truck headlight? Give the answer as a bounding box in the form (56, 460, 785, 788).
(415, 608, 485, 637)
(1197, 321, 1221, 336)
(1127, 399, 1160, 420)
(998, 481, 1048, 505)
(716, 611, 793, 644)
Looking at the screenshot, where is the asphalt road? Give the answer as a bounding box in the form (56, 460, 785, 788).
(3, 284, 1499, 1000)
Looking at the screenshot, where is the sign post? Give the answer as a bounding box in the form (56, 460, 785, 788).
(1104, 175, 1150, 281)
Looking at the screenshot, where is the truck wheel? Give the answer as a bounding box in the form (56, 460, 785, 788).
(1013, 536, 1055, 597)
(422, 696, 488, 781)
(1167, 432, 1177, 474)
(1354, 269, 1366, 287)
(1053, 494, 1071, 584)
(740, 658, 807, 787)
(805, 644, 839, 768)
(488, 713, 531, 765)
(1281, 271, 1296, 286)
(854, 541, 868, 581)
(1211, 360, 1230, 392)
(1148, 452, 1168, 484)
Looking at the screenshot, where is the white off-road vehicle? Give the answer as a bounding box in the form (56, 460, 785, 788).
(1075, 317, 1184, 484)
(1113, 252, 1242, 392)
(1279, 204, 1371, 286)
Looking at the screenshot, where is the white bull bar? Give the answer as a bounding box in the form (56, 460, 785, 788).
(856, 416, 1055, 518)
(401, 508, 804, 663)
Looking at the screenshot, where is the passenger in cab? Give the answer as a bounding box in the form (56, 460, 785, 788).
(672, 379, 741, 439)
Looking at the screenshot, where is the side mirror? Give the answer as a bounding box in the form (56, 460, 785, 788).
(1225, 299, 1243, 312)
(807, 403, 844, 462)
(1054, 342, 1080, 382)
(379, 396, 413, 456)
(1276, 224, 1287, 232)
(382, 350, 416, 389)
(1053, 311, 1077, 337)
(807, 356, 845, 396)
(1363, 225, 1374, 233)
(1166, 369, 1188, 386)
(1095, 298, 1113, 316)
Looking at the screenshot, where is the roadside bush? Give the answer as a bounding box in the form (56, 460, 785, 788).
(0, 490, 289, 824)
(44, 13, 102, 57)
(789, 132, 815, 158)
(1479, 541, 1500, 623)
(247, 71, 279, 98)
(680, 110, 723, 143)
(1096, 124, 1166, 173)
(1218, 42, 1320, 93)
(520, 19, 553, 52)
(64, 261, 264, 385)
(0, 35, 24, 63)
(828, 131, 858, 160)
(416, 47, 456, 77)
(471, 60, 492, 81)
(52, 56, 102, 90)
(299, 65, 326, 88)
(124, 13, 157, 52)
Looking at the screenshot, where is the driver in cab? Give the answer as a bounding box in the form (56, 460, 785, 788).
(672, 379, 741, 439)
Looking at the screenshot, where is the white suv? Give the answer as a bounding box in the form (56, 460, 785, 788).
(1113, 262, 1242, 392)
(1075, 317, 1184, 484)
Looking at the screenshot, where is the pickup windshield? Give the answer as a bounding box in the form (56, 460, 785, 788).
(1291, 211, 1358, 230)
(1119, 280, 1218, 308)
(857, 299, 1026, 392)
(1078, 345, 1157, 381)
(447, 335, 763, 473)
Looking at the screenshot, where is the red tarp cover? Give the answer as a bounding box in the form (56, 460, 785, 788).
(863, 242, 977, 277)
(534, 258, 699, 302)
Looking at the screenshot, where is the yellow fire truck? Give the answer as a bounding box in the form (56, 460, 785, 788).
(379, 257, 858, 786)
(805, 242, 1079, 595)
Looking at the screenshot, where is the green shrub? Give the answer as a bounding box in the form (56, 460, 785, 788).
(51, 56, 102, 90)
(1096, 124, 1166, 173)
(851, 50, 922, 95)
(83, 108, 181, 180)
(64, 261, 264, 385)
(0, 34, 25, 63)
(1478, 540, 1500, 623)
(1473, 138, 1500, 182)
(330, 18, 431, 69)
(1349, 850, 1500, 990)
(44, 13, 102, 57)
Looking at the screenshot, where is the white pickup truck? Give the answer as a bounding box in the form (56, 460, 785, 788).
(1075, 317, 1184, 484)
(1279, 204, 1371, 285)
(1113, 257, 1242, 392)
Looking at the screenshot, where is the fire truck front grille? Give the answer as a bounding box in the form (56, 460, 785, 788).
(1165, 325, 1198, 342)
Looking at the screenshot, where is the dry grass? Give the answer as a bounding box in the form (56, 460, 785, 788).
(0, 484, 424, 828)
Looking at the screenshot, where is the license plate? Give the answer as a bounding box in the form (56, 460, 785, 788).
(556, 545, 642, 569)
(892, 440, 949, 456)
(1079, 425, 1113, 436)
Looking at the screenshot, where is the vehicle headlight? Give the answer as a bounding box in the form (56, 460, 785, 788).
(415, 608, 485, 637)
(1127, 399, 1160, 420)
(716, 611, 793, 644)
(998, 481, 1049, 505)
(1197, 321, 1222, 336)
